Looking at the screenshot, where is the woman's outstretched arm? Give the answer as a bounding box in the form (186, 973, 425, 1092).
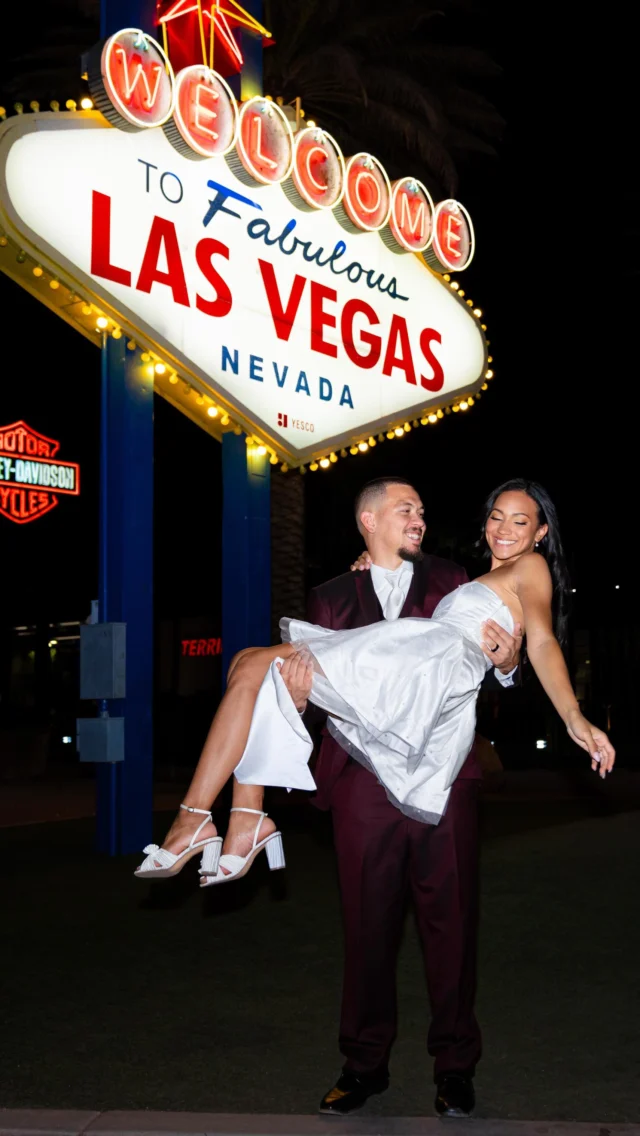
(515, 554, 615, 776)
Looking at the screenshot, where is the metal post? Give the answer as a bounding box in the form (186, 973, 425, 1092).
(222, 434, 271, 681)
(96, 336, 154, 854)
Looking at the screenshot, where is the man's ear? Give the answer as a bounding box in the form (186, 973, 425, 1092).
(360, 510, 376, 535)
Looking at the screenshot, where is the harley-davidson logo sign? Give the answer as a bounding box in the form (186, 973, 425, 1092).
(0, 421, 80, 524)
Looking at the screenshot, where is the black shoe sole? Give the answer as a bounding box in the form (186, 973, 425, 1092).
(318, 1084, 389, 1116)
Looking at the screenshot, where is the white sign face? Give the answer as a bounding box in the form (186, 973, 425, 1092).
(0, 116, 486, 461)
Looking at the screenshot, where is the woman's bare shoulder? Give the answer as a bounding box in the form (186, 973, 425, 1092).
(513, 552, 552, 590)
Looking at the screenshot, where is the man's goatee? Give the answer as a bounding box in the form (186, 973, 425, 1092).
(399, 547, 425, 564)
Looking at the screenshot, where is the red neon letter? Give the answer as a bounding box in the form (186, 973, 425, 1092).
(112, 45, 163, 111)
(310, 282, 337, 358)
(90, 192, 131, 287)
(258, 260, 306, 342)
(136, 217, 190, 307)
(341, 299, 381, 369)
(419, 329, 444, 391)
(195, 239, 232, 317)
(382, 315, 417, 385)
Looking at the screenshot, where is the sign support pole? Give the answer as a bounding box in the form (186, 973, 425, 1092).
(222, 435, 271, 677)
(96, 336, 154, 855)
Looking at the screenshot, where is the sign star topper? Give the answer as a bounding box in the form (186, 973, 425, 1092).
(158, 0, 271, 74)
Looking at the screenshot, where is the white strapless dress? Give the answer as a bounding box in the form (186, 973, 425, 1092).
(234, 580, 514, 824)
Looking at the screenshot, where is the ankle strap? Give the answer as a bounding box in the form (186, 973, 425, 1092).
(180, 804, 212, 817)
(230, 807, 267, 818)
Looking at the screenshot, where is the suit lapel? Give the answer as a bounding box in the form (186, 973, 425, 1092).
(354, 569, 384, 626)
(400, 557, 430, 618)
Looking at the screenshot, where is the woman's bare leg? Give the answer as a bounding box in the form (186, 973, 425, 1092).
(159, 644, 295, 855)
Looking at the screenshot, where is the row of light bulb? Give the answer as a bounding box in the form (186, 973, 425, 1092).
(0, 97, 94, 119)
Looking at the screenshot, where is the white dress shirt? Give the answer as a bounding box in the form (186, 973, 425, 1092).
(369, 560, 515, 686)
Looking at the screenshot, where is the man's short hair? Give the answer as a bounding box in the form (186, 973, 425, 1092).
(354, 477, 417, 535)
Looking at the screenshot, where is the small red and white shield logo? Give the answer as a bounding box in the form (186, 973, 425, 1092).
(0, 421, 80, 525)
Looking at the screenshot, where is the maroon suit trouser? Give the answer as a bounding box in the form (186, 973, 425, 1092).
(329, 759, 482, 1080)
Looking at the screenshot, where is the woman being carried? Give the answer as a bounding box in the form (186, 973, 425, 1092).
(136, 479, 615, 884)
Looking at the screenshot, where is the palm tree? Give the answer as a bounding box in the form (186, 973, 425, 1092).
(264, 0, 503, 199)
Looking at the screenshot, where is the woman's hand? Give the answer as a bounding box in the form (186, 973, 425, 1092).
(350, 551, 373, 571)
(566, 709, 616, 777)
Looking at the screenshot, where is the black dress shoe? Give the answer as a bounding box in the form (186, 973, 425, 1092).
(319, 1068, 389, 1115)
(434, 1073, 475, 1118)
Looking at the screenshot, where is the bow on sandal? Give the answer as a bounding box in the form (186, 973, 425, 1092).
(134, 804, 222, 879)
(199, 807, 285, 887)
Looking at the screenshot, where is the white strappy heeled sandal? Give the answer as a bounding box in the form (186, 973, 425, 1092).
(134, 804, 222, 879)
(199, 807, 285, 887)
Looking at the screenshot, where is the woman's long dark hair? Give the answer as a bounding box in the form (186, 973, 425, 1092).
(479, 478, 571, 645)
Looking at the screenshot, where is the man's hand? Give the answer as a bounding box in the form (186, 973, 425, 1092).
(277, 650, 313, 712)
(350, 551, 372, 571)
(481, 619, 522, 674)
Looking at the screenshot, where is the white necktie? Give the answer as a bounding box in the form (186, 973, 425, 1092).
(384, 571, 406, 620)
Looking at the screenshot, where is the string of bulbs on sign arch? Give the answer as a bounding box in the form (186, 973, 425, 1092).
(0, 26, 496, 474)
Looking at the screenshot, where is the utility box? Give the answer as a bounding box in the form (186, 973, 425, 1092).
(76, 716, 125, 763)
(80, 623, 126, 700)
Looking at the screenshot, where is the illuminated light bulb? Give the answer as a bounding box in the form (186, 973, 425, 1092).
(126, 339, 136, 350)
(481, 324, 487, 331)
(0, 108, 6, 120)
(340, 448, 348, 457)
(320, 458, 330, 469)
(443, 274, 451, 282)
(306, 120, 316, 128)
(96, 316, 108, 329)
(450, 281, 459, 290)
(358, 442, 368, 452)
(82, 305, 92, 316)
(420, 417, 428, 426)
(33, 265, 43, 277)
(458, 290, 465, 298)
(368, 436, 377, 447)
(196, 395, 205, 406)
(234, 426, 242, 435)
(330, 452, 338, 463)
(394, 427, 404, 437)
(30, 101, 40, 112)
(428, 413, 438, 424)
(386, 431, 395, 440)
(0, 235, 7, 247)
(466, 298, 473, 306)
(256, 445, 267, 456)
(452, 404, 460, 413)
(154, 362, 166, 375)
(487, 355, 493, 363)
(50, 100, 59, 112)
(270, 454, 279, 465)
(281, 463, 289, 472)
(485, 369, 494, 379)
(207, 405, 218, 416)
(221, 414, 230, 425)
(467, 396, 474, 406)
(459, 400, 469, 411)
(350, 445, 358, 455)
(49, 278, 60, 289)
(80, 97, 93, 110)
(245, 435, 253, 446)
(481, 383, 488, 391)
(437, 409, 443, 419)
(65, 99, 77, 111)
(473, 308, 482, 317)
(141, 352, 151, 362)
(403, 422, 411, 432)
(310, 461, 319, 471)
(111, 328, 122, 340)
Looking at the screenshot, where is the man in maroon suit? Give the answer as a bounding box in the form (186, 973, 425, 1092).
(287, 477, 521, 1118)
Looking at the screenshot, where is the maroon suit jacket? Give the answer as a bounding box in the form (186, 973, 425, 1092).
(306, 554, 481, 810)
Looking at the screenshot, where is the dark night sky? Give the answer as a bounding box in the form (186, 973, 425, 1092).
(0, 1, 633, 627)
